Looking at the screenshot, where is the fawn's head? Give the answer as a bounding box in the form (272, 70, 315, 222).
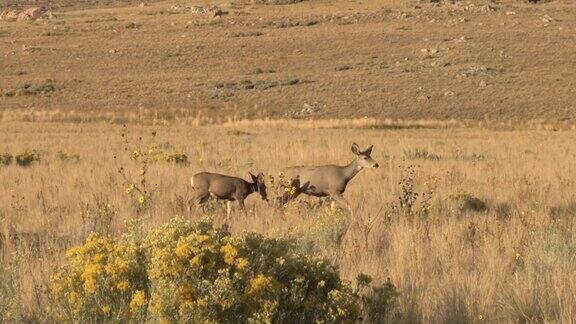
(250, 172, 268, 201)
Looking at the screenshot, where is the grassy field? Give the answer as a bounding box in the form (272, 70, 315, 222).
(1, 120, 575, 322)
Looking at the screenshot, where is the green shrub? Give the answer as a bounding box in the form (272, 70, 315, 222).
(57, 151, 80, 163)
(0, 153, 13, 166)
(15, 150, 41, 167)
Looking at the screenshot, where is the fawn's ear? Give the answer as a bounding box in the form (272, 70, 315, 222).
(362, 145, 373, 156)
(351, 143, 361, 155)
(249, 172, 257, 182)
(257, 173, 265, 183)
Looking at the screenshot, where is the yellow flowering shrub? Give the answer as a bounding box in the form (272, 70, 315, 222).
(51, 234, 148, 322)
(51, 218, 372, 323)
(144, 218, 360, 323)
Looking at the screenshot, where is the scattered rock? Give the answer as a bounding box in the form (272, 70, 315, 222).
(22, 45, 41, 54)
(301, 103, 318, 114)
(480, 4, 497, 12)
(444, 91, 455, 96)
(417, 94, 431, 101)
(1, 7, 52, 22)
(191, 5, 227, 17)
(138, 2, 147, 7)
(170, 4, 188, 12)
(286, 103, 322, 118)
(506, 11, 517, 16)
(541, 14, 554, 23)
(479, 80, 487, 87)
(0, 10, 19, 21)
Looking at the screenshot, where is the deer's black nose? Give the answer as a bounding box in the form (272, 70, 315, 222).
(374, 163, 380, 168)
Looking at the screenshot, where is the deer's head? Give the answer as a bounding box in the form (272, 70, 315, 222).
(351, 143, 379, 169)
(250, 172, 268, 201)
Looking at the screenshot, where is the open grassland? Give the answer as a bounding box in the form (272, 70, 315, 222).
(1, 120, 576, 322)
(1, 0, 576, 121)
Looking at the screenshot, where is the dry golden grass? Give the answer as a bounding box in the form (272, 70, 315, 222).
(1, 120, 576, 322)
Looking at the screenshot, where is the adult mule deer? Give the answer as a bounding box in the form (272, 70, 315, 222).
(190, 172, 268, 219)
(282, 143, 379, 213)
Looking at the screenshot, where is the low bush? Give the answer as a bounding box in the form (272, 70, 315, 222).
(57, 151, 80, 163)
(51, 218, 397, 322)
(50, 234, 149, 322)
(0, 153, 13, 166)
(404, 148, 441, 160)
(448, 192, 487, 213)
(15, 150, 41, 167)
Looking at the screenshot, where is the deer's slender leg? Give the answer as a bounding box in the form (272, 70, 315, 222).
(238, 199, 247, 216)
(331, 194, 353, 215)
(226, 201, 232, 222)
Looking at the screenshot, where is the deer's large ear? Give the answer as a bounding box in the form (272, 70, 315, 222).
(257, 173, 265, 183)
(362, 145, 373, 156)
(351, 143, 360, 155)
(249, 172, 257, 182)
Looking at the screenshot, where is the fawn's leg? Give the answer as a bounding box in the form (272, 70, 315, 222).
(190, 190, 210, 214)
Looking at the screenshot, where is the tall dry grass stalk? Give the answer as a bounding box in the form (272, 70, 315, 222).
(1, 121, 575, 322)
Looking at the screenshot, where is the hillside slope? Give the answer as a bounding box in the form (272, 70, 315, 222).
(1, 0, 575, 121)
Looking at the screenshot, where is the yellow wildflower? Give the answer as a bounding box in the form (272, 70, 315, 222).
(235, 257, 249, 271)
(125, 184, 135, 195)
(247, 274, 279, 296)
(196, 235, 211, 243)
(68, 292, 78, 305)
(191, 255, 202, 268)
(102, 305, 111, 315)
(130, 290, 147, 310)
(116, 280, 130, 291)
(175, 241, 192, 257)
(196, 298, 207, 307)
(221, 243, 238, 265)
(84, 277, 97, 293)
(138, 196, 146, 205)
